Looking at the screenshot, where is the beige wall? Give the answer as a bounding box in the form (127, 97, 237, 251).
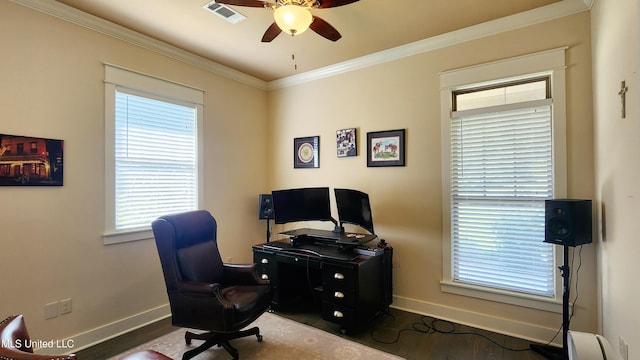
(268, 12, 597, 342)
(592, 0, 640, 357)
(2, 0, 616, 353)
(0, 1, 268, 346)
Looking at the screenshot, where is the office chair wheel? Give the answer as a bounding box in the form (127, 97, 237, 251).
(257, 334, 263, 342)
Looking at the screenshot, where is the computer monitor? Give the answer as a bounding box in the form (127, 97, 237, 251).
(271, 187, 334, 225)
(334, 188, 375, 234)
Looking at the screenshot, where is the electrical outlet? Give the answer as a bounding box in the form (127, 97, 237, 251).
(619, 336, 629, 360)
(59, 298, 72, 315)
(45, 301, 58, 319)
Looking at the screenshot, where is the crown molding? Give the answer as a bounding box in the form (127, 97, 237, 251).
(10, 0, 268, 90)
(267, 0, 590, 90)
(11, 0, 590, 92)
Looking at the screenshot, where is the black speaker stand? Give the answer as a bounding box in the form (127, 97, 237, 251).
(531, 244, 570, 360)
(264, 218, 271, 243)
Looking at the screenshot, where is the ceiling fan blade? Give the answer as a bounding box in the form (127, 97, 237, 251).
(316, 0, 359, 8)
(215, 0, 268, 7)
(310, 16, 341, 41)
(262, 22, 282, 42)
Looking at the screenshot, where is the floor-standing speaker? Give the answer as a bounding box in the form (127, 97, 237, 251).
(258, 194, 274, 220)
(544, 199, 592, 247)
(534, 199, 593, 360)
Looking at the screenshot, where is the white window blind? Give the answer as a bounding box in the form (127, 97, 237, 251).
(103, 64, 204, 244)
(451, 101, 555, 297)
(114, 90, 198, 231)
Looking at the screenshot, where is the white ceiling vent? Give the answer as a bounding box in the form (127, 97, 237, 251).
(203, 1, 247, 24)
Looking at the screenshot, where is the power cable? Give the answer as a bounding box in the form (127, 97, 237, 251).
(370, 311, 532, 352)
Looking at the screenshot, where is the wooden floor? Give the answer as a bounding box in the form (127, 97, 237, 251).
(76, 317, 176, 360)
(77, 304, 553, 360)
(275, 302, 551, 360)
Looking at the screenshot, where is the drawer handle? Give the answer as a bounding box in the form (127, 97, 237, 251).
(334, 273, 345, 280)
(333, 311, 344, 318)
(261, 258, 269, 264)
(261, 274, 269, 280)
(334, 291, 345, 298)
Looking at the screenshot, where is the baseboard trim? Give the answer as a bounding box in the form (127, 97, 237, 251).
(40, 297, 560, 355)
(37, 304, 171, 355)
(390, 295, 561, 347)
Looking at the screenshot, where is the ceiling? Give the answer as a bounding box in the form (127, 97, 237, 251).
(54, 0, 567, 82)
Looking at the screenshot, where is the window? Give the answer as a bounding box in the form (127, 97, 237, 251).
(440, 48, 567, 311)
(103, 64, 204, 244)
(451, 77, 554, 296)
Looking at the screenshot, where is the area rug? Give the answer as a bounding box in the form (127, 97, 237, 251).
(109, 312, 404, 360)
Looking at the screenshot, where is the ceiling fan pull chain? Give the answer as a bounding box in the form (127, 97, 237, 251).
(291, 36, 298, 71)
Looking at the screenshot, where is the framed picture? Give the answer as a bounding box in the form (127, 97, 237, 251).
(367, 129, 406, 167)
(0, 133, 64, 186)
(336, 128, 357, 157)
(294, 136, 320, 168)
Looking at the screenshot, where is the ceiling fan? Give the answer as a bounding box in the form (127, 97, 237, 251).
(214, 0, 359, 42)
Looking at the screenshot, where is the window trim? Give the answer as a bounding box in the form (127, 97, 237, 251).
(103, 64, 205, 245)
(452, 75, 551, 111)
(439, 48, 567, 312)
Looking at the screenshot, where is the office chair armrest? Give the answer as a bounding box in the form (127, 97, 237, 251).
(178, 281, 220, 295)
(223, 263, 269, 286)
(178, 281, 234, 308)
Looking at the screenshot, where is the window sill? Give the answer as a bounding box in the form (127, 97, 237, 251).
(103, 228, 154, 245)
(440, 280, 564, 313)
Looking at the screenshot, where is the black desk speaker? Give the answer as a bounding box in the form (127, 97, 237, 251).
(258, 194, 274, 220)
(544, 199, 592, 247)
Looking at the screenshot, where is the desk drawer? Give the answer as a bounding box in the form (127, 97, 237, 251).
(254, 253, 275, 281)
(275, 252, 322, 269)
(322, 285, 357, 307)
(322, 264, 357, 289)
(321, 302, 355, 327)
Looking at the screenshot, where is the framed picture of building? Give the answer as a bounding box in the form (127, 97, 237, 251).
(0, 133, 64, 186)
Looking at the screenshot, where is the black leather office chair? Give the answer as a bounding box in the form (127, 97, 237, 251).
(152, 210, 272, 360)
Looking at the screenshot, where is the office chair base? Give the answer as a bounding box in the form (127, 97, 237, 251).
(183, 327, 262, 360)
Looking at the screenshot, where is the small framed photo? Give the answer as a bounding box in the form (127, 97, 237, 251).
(294, 136, 319, 168)
(367, 129, 406, 167)
(336, 128, 357, 157)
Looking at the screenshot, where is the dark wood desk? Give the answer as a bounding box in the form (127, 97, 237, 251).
(252, 240, 393, 332)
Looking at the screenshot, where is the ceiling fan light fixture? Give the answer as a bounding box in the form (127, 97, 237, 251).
(274, 5, 313, 35)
